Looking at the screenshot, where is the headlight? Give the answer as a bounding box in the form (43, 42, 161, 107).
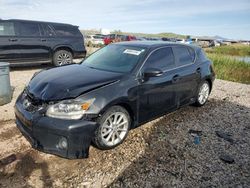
(46, 98, 95, 120)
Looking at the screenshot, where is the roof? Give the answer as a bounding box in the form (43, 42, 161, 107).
(115, 41, 201, 50)
(1, 19, 77, 27)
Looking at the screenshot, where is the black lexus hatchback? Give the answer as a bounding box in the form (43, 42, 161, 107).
(15, 41, 215, 159)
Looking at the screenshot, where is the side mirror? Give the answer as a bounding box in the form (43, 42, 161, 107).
(143, 68, 163, 78)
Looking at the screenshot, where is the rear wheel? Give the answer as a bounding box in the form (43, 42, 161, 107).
(194, 81, 210, 106)
(53, 50, 73, 66)
(87, 41, 92, 47)
(93, 106, 131, 150)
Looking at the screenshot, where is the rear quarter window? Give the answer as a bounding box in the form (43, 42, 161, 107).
(173, 46, 193, 66)
(41, 24, 56, 36)
(197, 48, 208, 62)
(187, 47, 196, 62)
(0, 22, 15, 36)
(52, 24, 81, 37)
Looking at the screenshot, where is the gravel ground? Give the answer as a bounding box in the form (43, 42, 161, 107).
(0, 58, 249, 187)
(111, 81, 250, 188)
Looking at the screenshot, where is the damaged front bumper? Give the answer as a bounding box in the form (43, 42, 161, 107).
(15, 96, 98, 159)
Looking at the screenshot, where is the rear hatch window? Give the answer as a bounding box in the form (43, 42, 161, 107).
(52, 24, 82, 37)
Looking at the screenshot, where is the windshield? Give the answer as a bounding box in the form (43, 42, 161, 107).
(82, 45, 146, 73)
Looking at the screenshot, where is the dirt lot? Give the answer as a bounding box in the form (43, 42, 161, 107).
(0, 61, 249, 187)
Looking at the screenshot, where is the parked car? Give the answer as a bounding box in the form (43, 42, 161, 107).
(104, 34, 136, 45)
(94, 33, 107, 38)
(15, 41, 215, 159)
(162, 37, 177, 42)
(126, 35, 137, 41)
(136, 36, 147, 41)
(143, 37, 162, 41)
(180, 38, 193, 45)
(0, 19, 86, 66)
(85, 35, 104, 47)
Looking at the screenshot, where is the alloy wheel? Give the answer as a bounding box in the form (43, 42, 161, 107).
(57, 53, 71, 66)
(198, 82, 210, 105)
(100, 112, 129, 147)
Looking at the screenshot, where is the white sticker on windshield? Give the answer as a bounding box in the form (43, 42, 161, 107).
(0, 26, 4, 31)
(123, 49, 144, 56)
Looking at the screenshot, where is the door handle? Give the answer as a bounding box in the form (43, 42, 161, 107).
(196, 68, 201, 73)
(172, 75, 180, 83)
(41, 39, 47, 42)
(9, 38, 18, 42)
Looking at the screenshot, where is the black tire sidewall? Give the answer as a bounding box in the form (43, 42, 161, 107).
(93, 106, 131, 150)
(53, 50, 73, 66)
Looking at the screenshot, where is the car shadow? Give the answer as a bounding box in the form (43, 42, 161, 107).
(0, 150, 53, 188)
(16, 152, 53, 187)
(109, 98, 250, 187)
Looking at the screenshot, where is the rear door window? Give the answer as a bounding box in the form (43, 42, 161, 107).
(17, 22, 40, 36)
(143, 47, 175, 70)
(52, 24, 80, 36)
(173, 46, 193, 66)
(0, 22, 15, 36)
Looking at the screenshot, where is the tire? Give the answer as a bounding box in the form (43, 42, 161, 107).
(53, 50, 73, 66)
(88, 41, 92, 47)
(194, 81, 210, 107)
(93, 106, 131, 150)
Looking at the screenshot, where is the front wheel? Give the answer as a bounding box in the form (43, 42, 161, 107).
(93, 106, 131, 150)
(53, 50, 73, 66)
(194, 81, 210, 106)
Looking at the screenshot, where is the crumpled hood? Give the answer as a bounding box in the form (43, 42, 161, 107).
(27, 64, 122, 101)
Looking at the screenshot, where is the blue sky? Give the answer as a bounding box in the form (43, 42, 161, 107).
(1, 0, 250, 39)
